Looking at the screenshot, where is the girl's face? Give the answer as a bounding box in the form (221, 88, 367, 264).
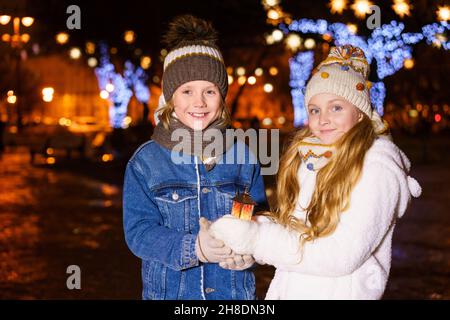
(307, 93, 362, 144)
(172, 80, 222, 130)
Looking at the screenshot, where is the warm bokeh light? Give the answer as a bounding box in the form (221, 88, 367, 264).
(392, 0, 411, 18)
(247, 76, 257, 85)
(228, 75, 234, 85)
(304, 38, 316, 49)
(105, 83, 114, 93)
(267, 9, 280, 20)
(87, 57, 98, 68)
(329, 0, 348, 14)
(69, 47, 81, 59)
(102, 154, 114, 162)
(271, 29, 283, 42)
(262, 118, 272, 126)
(100, 90, 109, 100)
(0, 15, 11, 25)
(263, 83, 274, 93)
(286, 33, 301, 51)
(2, 34, 11, 42)
(58, 118, 72, 126)
(347, 23, 358, 34)
(408, 109, 419, 118)
(42, 87, 54, 102)
(56, 32, 69, 45)
(351, 0, 373, 19)
(124, 30, 136, 44)
(7, 95, 17, 104)
(437, 6, 450, 21)
(266, 34, 275, 45)
(262, 0, 280, 7)
(85, 41, 96, 54)
(254, 68, 264, 76)
(269, 67, 278, 76)
(46, 157, 56, 165)
(123, 116, 132, 126)
(7, 90, 14, 96)
(21, 33, 30, 43)
(237, 76, 247, 86)
(404, 58, 414, 69)
(140, 56, 151, 69)
(236, 67, 246, 76)
(21, 17, 34, 27)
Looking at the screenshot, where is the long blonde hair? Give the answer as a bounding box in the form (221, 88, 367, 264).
(271, 115, 376, 243)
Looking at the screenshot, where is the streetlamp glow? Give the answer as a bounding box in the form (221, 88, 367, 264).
(7, 95, 17, 104)
(0, 15, 11, 25)
(21, 17, 34, 27)
(42, 87, 54, 102)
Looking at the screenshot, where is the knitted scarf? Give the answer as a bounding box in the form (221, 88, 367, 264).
(298, 136, 335, 172)
(151, 115, 234, 171)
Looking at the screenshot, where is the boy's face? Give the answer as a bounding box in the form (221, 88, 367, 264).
(307, 93, 362, 144)
(172, 80, 222, 130)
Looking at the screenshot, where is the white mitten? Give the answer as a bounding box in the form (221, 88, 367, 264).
(209, 214, 259, 255)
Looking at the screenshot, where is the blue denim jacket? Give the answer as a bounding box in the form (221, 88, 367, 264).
(123, 139, 267, 300)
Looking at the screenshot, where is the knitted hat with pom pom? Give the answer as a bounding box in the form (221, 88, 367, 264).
(304, 45, 387, 134)
(160, 15, 228, 104)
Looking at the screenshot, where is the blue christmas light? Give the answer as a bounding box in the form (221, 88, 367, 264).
(282, 18, 449, 126)
(289, 51, 314, 126)
(370, 82, 386, 116)
(422, 22, 450, 50)
(95, 44, 150, 128)
(124, 61, 150, 103)
(368, 21, 414, 79)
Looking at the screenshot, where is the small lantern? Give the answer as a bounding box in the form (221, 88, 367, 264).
(231, 187, 256, 221)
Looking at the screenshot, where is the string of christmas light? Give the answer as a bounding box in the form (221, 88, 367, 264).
(95, 44, 151, 129)
(262, 0, 449, 126)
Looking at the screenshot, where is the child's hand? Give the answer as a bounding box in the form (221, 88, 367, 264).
(196, 217, 233, 263)
(210, 214, 259, 255)
(219, 253, 255, 271)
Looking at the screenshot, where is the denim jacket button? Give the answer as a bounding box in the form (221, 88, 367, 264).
(202, 187, 210, 194)
(205, 288, 215, 294)
(172, 192, 179, 201)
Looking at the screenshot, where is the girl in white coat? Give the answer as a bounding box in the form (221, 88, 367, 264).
(210, 45, 422, 300)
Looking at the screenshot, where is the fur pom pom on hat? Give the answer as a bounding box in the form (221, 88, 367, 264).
(160, 15, 228, 103)
(304, 45, 388, 134)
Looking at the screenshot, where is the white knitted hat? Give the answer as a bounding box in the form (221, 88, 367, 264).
(304, 45, 387, 134)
